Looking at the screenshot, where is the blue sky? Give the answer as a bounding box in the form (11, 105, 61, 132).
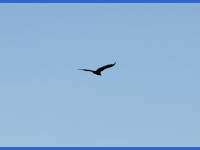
(0, 4, 200, 146)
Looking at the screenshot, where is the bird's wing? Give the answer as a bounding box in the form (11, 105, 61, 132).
(96, 62, 116, 72)
(78, 69, 94, 72)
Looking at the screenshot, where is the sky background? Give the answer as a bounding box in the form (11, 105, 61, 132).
(0, 4, 200, 147)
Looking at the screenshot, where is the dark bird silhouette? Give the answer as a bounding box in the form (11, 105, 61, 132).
(79, 62, 116, 76)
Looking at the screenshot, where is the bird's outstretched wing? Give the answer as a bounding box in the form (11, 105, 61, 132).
(96, 62, 116, 72)
(78, 69, 94, 72)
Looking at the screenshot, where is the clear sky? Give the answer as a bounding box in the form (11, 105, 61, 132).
(0, 4, 200, 147)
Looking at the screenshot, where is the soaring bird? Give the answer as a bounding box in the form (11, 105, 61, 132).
(79, 62, 116, 76)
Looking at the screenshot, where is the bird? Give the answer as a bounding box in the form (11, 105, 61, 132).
(78, 62, 116, 76)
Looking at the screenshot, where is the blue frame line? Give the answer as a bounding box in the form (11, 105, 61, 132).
(1, 0, 200, 2)
(0, 148, 200, 150)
